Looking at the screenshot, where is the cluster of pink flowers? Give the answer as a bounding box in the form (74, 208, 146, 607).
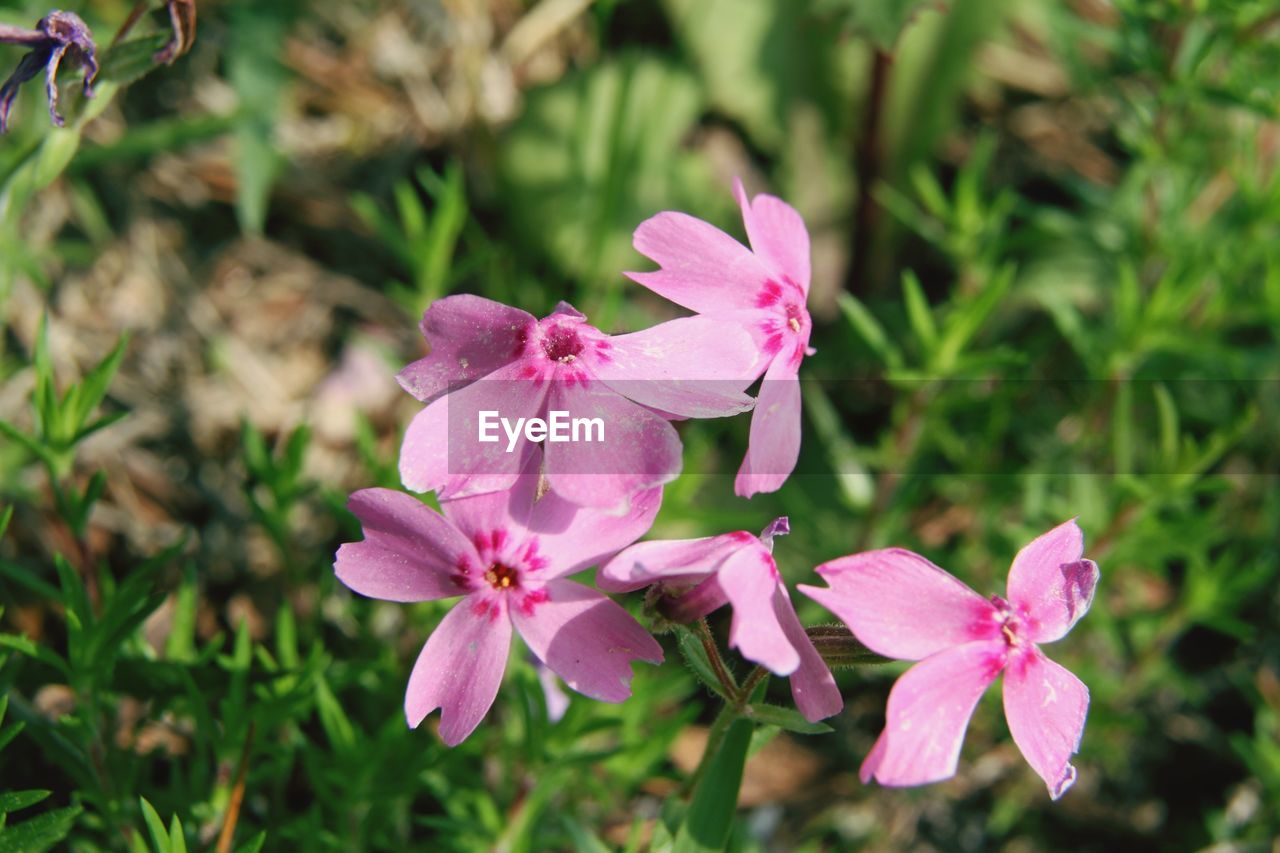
(334, 182, 1098, 797)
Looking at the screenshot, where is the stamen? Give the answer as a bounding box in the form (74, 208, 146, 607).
(484, 562, 519, 590)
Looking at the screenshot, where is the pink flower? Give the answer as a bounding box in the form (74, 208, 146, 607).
(598, 517, 842, 723)
(628, 180, 814, 498)
(334, 466, 665, 746)
(799, 519, 1099, 798)
(397, 296, 758, 511)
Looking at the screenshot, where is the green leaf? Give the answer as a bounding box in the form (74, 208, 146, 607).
(0, 506, 11, 539)
(139, 797, 169, 853)
(803, 381, 873, 510)
(744, 703, 834, 735)
(0, 634, 70, 678)
(314, 675, 356, 753)
(0, 790, 50, 815)
(165, 565, 198, 663)
(673, 718, 752, 852)
(662, 0, 843, 152)
(673, 626, 731, 701)
(818, 0, 935, 49)
(0, 804, 82, 853)
(227, 3, 292, 233)
(70, 334, 128, 435)
(498, 55, 715, 310)
(838, 293, 903, 369)
(901, 269, 938, 353)
(168, 815, 187, 853)
(236, 831, 267, 853)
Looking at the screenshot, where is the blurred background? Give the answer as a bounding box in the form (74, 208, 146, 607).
(0, 0, 1277, 849)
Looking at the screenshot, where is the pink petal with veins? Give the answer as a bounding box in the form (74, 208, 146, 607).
(859, 641, 1005, 787)
(801, 549, 1000, 661)
(1003, 646, 1089, 799)
(511, 579, 663, 703)
(404, 595, 512, 746)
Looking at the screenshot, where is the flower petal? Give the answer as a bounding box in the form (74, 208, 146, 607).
(734, 355, 802, 498)
(859, 641, 1005, 787)
(800, 549, 1000, 660)
(399, 361, 549, 498)
(718, 545, 800, 675)
(397, 295, 535, 405)
(405, 596, 512, 746)
(543, 379, 681, 510)
(592, 317, 757, 418)
(1006, 519, 1099, 644)
(734, 178, 810, 293)
(511, 579, 663, 703)
(628, 211, 773, 314)
(1003, 647, 1089, 799)
(526, 486, 664, 578)
(597, 531, 753, 592)
(772, 586, 843, 722)
(435, 456, 539, 542)
(335, 489, 476, 602)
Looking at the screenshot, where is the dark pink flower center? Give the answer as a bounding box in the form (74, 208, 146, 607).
(484, 561, 520, 590)
(784, 302, 804, 333)
(461, 529, 553, 617)
(755, 277, 810, 360)
(990, 594, 1028, 648)
(541, 325, 584, 363)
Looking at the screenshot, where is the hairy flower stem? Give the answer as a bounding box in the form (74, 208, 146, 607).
(738, 666, 768, 703)
(695, 617, 738, 698)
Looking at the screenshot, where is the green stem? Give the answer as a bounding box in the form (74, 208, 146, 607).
(738, 666, 769, 704)
(680, 701, 738, 797)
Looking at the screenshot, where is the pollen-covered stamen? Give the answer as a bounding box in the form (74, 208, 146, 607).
(485, 562, 520, 590)
(541, 325, 584, 363)
(785, 303, 803, 333)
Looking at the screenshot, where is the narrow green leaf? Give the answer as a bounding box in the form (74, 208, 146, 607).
(165, 565, 198, 663)
(803, 382, 873, 510)
(0, 634, 70, 678)
(72, 334, 128, 432)
(838, 293, 903, 369)
(314, 675, 356, 753)
(0, 422, 56, 469)
(0, 790, 50, 815)
(1153, 383, 1179, 470)
(0, 719, 27, 753)
(0, 804, 82, 853)
(673, 626, 731, 700)
(0, 506, 11, 539)
(168, 814, 187, 853)
(274, 605, 298, 670)
(901, 270, 937, 352)
(139, 797, 169, 853)
(673, 718, 752, 852)
(744, 703, 834, 735)
(235, 831, 267, 853)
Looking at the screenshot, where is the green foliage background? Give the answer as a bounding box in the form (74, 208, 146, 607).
(1, 0, 1277, 849)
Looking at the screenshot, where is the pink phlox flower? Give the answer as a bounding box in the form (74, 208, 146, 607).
(628, 179, 815, 498)
(799, 519, 1099, 799)
(599, 516, 842, 723)
(397, 296, 758, 511)
(334, 463, 664, 746)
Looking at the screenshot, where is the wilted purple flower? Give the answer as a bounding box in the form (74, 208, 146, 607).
(0, 11, 98, 134)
